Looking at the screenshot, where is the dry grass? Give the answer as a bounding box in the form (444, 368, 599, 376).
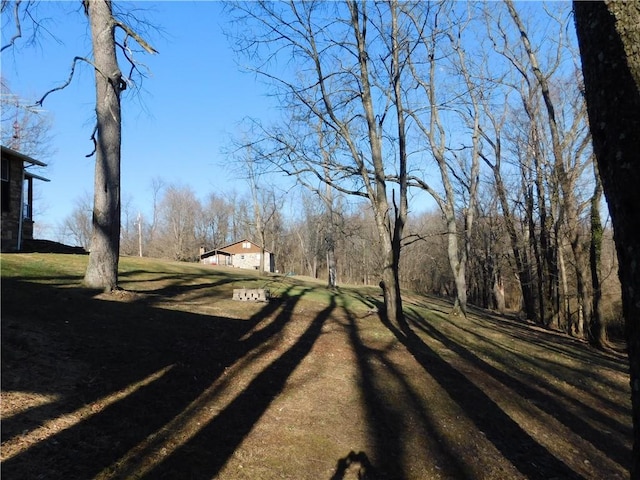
(0, 253, 631, 479)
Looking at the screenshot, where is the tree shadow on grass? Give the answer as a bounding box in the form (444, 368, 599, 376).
(341, 306, 470, 479)
(1, 274, 326, 479)
(375, 309, 588, 480)
(461, 305, 630, 375)
(140, 295, 335, 478)
(415, 303, 631, 423)
(409, 311, 631, 470)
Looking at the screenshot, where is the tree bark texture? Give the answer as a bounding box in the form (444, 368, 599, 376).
(574, 1, 640, 476)
(83, 0, 122, 291)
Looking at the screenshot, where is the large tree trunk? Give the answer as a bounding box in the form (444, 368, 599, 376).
(379, 237, 403, 326)
(374, 207, 403, 325)
(574, 2, 640, 476)
(445, 212, 467, 317)
(83, 0, 122, 291)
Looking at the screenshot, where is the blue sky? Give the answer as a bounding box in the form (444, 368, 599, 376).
(2, 1, 280, 240)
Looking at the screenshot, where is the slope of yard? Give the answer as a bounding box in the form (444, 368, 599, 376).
(0, 253, 632, 479)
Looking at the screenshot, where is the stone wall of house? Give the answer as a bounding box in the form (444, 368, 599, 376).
(1, 159, 23, 251)
(22, 218, 33, 241)
(230, 251, 274, 272)
(233, 251, 262, 270)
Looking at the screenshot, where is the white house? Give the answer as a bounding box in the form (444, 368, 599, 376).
(199, 239, 275, 273)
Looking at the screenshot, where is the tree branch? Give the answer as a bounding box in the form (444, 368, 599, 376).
(113, 19, 158, 55)
(34, 56, 98, 106)
(1, 0, 22, 52)
(86, 123, 98, 158)
(401, 231, 448, 248)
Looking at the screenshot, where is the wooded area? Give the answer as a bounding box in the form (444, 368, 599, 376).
(221, 1, 620, 345)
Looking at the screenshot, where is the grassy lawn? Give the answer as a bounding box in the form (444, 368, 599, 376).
(1, 253, 632, 479)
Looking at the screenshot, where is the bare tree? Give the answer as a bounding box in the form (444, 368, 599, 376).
(229, 1, 411, 324)
(156, 184, 201, 261)
(272, 121, 342, 286)
(60, 192, 92, 249)
(1, 79, 54, 159)
(292, 191, 329, 279)
(400, 209, 452, 296)
(243, 147, 283, 275)
(294, 121, 342, 288)
(210, 190, 250, 243)
(340, 202, 382, 286)
(197, 192, 232, 249)
(3, 1, 157, 290)
(81, 0, 156, 289)
(471, 2, 595, 334)
(505, 0, 594, 336)
(574, 2, 640, 475)
(403, 3, 482, 317)
(477, 89, 539, 322)
(323, 179, 339, 289)
(119, 194, 138, 256)
(142, 176, 165, 256)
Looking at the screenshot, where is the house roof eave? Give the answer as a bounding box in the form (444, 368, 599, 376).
(1, 145, 48, 167)
(25, 171, 50, 182)
(201, 249, 231, 258)
(218, 238, 273, 254)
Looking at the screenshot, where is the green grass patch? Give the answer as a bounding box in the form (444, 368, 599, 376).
(0, 253, 375, 312)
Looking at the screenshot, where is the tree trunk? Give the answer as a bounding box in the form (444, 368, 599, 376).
(351, 0, 406, 326)
(574, 2, 640, 476)
(380, 239, 403, 326)
(324, 154, 338, 289)
(493, 272, 506, 314)
(488, 158, 537, 322)
(588, 160, 607, 348)
(573, 254, 589, 337)
(327, 242, 337, 288)
(246, 148, 266, 276)
(446, 215, 467, 317)
(525, 179, 546, 326)
(558, 243, 571, 333)
(83, 0, 122, 291)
